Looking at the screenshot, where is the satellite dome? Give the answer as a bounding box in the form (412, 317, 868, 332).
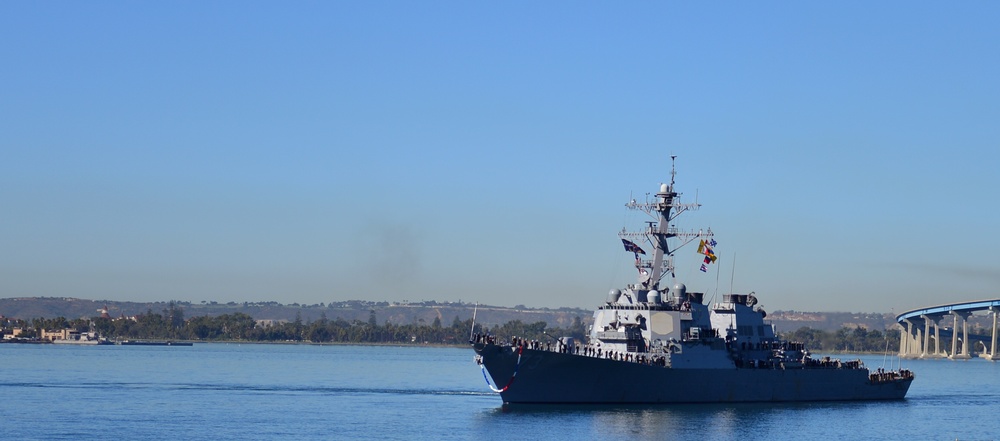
(648, 290, 661, 305)
(671, 283, 687, 303)
(607, 289, 622, 304)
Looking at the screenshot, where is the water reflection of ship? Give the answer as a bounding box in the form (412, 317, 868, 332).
(472, 157, 914, 404)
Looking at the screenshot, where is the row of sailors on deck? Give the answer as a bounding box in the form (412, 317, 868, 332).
(869, 368, 914, 383)
(476, 333, 674, 367)
(472, 333, 500, 345)
(508, 336, 569, 353)
(805, 357, 862, 369)
(596, 349, 668, 366)
(733, 340, 806, 352)
(735, 355, 865, 370)
(471, 333, 571, 354)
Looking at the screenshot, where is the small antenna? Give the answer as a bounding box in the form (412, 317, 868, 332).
(670, 155, 677, 186)
(469, 302, 478, 342)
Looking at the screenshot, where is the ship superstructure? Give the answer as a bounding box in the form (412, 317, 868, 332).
(472, 157, 913, 403)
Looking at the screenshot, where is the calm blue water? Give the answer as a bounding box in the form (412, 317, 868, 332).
(0, 343, 997, 440)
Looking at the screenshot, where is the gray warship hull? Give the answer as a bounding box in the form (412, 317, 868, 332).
(474, 343, 912, 404)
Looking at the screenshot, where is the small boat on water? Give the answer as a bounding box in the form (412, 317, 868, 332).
(472, 157, 913, 404)
(52, 331, 113, 345)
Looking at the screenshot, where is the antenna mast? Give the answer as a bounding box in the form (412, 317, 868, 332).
(619, 156, 710, 291)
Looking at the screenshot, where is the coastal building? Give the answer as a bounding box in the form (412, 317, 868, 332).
(40, 328, 76, 341)
(3, 328, 25, 340)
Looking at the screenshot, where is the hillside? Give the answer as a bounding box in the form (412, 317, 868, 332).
(0, 297, 589, 330)
(4, 296, 986, 332)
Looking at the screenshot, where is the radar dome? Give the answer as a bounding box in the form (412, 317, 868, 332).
(607, 289, 622, 304)
(671, 283, 687, 303)
(660, 183, 669, 193)
(647, 290, 661, 305)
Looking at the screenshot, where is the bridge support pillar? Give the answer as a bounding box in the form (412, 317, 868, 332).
(898, 321, 907, 357)
(950, 312, 972, 360)
(908, 319, 922, 359)
(987, 307, 998, 361)
(920, 315, 931, 358)
(950, 313, 958, 357)
(934, 317, 943, 357)
(963, 313, 971, 358)
(993, 307, 998, 361)
(919, 315, 944, 358)
(899, 320, 915, 358)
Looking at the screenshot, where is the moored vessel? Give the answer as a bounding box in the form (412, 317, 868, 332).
(117, 340, 193, 346)
(472, 157, 913, 403)
(51, 331, 113, 345)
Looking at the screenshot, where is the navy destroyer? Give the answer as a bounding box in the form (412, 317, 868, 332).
(472, 158, 913, 404)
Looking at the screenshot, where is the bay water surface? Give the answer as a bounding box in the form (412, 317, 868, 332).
(1, 343, 996, 440)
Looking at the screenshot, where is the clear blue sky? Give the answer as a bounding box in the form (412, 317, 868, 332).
(3, 2, 999, 313)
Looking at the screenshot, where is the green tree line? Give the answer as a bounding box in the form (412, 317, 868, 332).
(779, 326, 901, 353)
(3, 304, 588, 345)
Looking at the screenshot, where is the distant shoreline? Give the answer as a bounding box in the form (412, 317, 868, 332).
(3, 338, 900, 356)
(221, 340, 470, 349)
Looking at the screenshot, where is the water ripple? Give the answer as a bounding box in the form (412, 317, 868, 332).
(0, 381, 492, 397)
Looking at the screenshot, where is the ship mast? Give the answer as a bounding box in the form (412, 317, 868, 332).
(619, 156, 709, 292)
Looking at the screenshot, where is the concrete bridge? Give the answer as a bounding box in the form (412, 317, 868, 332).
(896, 299, 1000, 360)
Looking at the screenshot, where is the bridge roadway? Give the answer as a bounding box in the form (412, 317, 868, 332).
(896, 299, 1000, 360)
